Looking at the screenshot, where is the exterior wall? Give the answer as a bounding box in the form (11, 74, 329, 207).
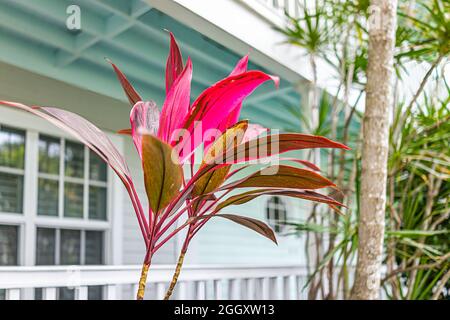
(187, 196, 308, 265)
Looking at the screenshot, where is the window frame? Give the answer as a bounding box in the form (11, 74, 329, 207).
(0, 107, 124, 267)
(35, 227, 105, 266)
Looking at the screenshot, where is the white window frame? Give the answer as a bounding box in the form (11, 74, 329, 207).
(0, 106, 124, 267)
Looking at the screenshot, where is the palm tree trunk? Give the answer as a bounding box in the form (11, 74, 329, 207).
(351, 0, 398, 300)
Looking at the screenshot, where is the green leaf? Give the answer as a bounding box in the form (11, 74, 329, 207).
(387, 229, 450, 237)
(142, 134, 183, 214)
(193, 121, 248, 196)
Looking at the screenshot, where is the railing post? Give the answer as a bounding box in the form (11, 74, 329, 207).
(132, 284, 139, 300)
(275, 277, 283, 300)
(106, 285, 117, 300)
(296, 275, 305, 299)
(229, 279, 241, 300)
(75, 286, 88, 300)
(261, 277, 270, 300)
(43, 287, 57, 300)
(246, 278, 256, 300)
(286, 275, 296, 300)
(5, 289, 21, 300)
(213, 280, 223, 300)
(178, 282, 188, 300)
(156, 283, 166, 300)
(196, 281, 206, 300)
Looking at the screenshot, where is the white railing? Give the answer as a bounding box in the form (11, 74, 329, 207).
(0, 264, 309, 300)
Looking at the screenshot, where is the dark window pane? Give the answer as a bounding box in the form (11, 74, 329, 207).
(60, 229, 81, 265)
(36, 228, 55, 265)
(88, 186, 106, 220)
(0, 126, 25, 169)
(88, 286, 103, 300)
(0, 225, 18, 265)
(37, 178, 59, 216)
(64, 182, 83, 218)
(58, 287, 75, 300)
(89, 151, 106, 182)
(65, 141, 84, 178)
(266, 196, 286, 233)
(85, 231, 103, 265)
(38, 135, 60, 174)
(0, 172, 23, 213)
(0, 289, 5, 300)
(34, 288, 42, 300)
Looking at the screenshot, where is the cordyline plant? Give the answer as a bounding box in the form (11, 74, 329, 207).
(0, 33, 349, 300)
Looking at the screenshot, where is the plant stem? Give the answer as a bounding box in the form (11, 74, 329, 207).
(164, 250, 186, 300)
(164, 225, 193, 300)
(431, 269, 450, 300)
(137, 227, 155, 300)
(136, 261, 150, 300)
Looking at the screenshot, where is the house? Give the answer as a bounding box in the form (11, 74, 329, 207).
(0, 0, 346, 300)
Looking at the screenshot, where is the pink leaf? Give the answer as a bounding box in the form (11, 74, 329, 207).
(212, 55, 249, 139)
(130, 101, 160, 159)
(179, 70, 279, 162)
(229, 55, 249, 76)
(158, 58, 193, 144)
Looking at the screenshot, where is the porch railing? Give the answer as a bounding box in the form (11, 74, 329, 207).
(0, 264, 309, 300)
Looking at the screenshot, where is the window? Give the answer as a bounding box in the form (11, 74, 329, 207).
(0, 118, 117, 300)
(37, 135, 108, 220)
(35, 227, 104, 300)
(36, 228, 104, 266)
(266, 196, 287, 233)
(0, 125, 25, 214)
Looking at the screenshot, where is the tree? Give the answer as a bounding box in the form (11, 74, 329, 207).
(352, 0, 398, 299)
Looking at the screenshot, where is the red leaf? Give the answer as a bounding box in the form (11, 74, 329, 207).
(107, 59, 142, 106)
(222, 165, 335, 190)
(166, 32, 184, 94)
(195, 214, 277, 244)
(215, 189, 344, 212)
(215, 133, 350, 164)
